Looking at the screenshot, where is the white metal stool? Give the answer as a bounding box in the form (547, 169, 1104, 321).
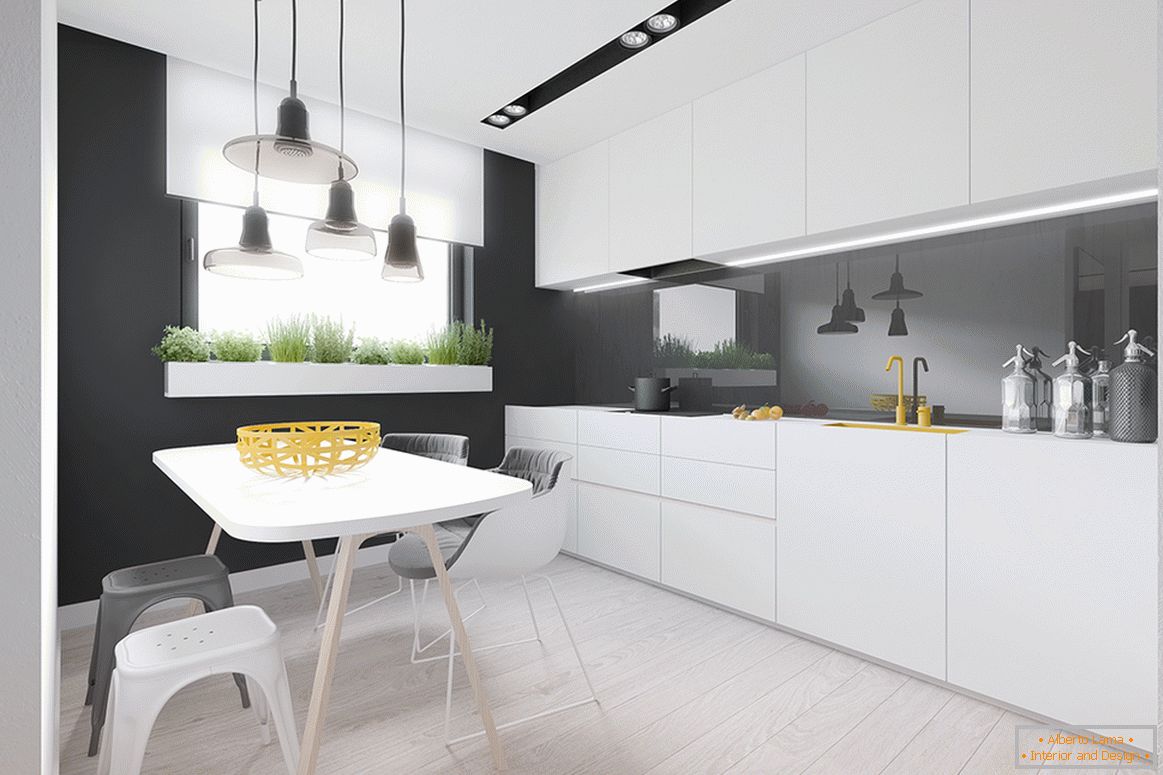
(97, 605, 299, 775)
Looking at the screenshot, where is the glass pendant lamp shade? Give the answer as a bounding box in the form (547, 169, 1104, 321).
(888, 300, 909, 336)
(305, 179, 377, 259)
(204, 205, 304, 279)
(223, 104, 358, 185)
(817, 263, 858, 334)
(381, 211, 423, 281)
(872, 254, 923, 300)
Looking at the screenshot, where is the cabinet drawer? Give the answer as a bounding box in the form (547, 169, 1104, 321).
(576, 445, 659, 495)
(578, 411, 660, 453)
(577, 483, 660, 580)
(661, 501, 775, 621)
(661, 457, 775, 518)
(507, 435, 577, 552)
(505, 406, 577, 444)
(660, 417, 776, 469)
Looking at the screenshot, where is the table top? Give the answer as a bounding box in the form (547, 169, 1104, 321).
(153, 444, 533, 542)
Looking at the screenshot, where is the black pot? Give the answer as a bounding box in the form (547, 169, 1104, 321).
(628, 377, 677, 412)
(678, 377, 713, 412)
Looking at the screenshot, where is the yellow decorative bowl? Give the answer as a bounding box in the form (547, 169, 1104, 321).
(236, 421, 381, 478)
(869, 393, 926, 413)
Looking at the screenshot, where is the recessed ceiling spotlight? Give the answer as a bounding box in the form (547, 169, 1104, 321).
(502, 103, 527, 117)
(645, 13, 678, 34)
(486, 113, 511, 126)
(619, 29, 651, 49)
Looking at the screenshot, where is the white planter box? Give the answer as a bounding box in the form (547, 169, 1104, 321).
(659, 367, 778, 388)
(164, 362, 492, 398)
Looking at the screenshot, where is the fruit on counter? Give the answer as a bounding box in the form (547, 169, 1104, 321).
(731, 404, 783, 421)
(769, 405, 784, 420)
(751, 406, 771, 420)
(731, 404, 748, 419)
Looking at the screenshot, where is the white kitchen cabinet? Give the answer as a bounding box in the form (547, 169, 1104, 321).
(692, 56, 805, 256)
(661, 456, 774, 518)
(947, 435, 1158, 727)
(577, 483, 660, 580)
(661, 500, 775, 621)
(806, 0, 969, 233)
(776, 422, 946, 679)
(660, 416, 775, 469)
(608, 105, 692, 272)
(536, 141, 609, 287)
(577, 410, 660, 454)
(970, 0, 1156, 202)
(505, 405, 577, 444)
(576, 445, 660, 496)
(506, 434, 578, 554)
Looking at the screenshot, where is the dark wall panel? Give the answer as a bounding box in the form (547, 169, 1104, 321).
(57, 27, 574, 605)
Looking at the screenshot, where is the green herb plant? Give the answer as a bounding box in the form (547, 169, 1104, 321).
(653, 334, 695, 367)
(311, 315, 355, 364)
(387, 339, 426, 364)
(351, 337, 391, 365)
(426, 324, 461, 365)
(265, 315, 312, 363)
(151, 325, 210, 362)
(457, 320, 494, 365)
(691, 340, 776, 370)
(211, 330, 263, 362)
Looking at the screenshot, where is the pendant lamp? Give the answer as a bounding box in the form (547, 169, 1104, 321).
(382, 0, 423, 282)
(888, 299, 909, 336)
(871, 254, 923, 300)
(204, 0, 303, 281)
(223, 0, 358, 184)
(837, 260, 865, 322)
(817, 264, 859, 335)
(305, 0, 376, 259)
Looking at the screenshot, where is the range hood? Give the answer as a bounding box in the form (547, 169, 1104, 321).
(622, 258, 724, 282)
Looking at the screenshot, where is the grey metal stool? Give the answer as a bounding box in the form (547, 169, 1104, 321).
(85, 554, 250, 757)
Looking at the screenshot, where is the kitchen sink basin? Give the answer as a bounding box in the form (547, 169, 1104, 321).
(824, 422, 968, 435)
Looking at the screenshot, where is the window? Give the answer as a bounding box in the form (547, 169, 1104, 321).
(195, 201, 451, 342)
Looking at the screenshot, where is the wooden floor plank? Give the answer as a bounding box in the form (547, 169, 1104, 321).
(878, 693, 1004, 775)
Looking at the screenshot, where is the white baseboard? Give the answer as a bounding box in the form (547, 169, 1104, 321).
(58, 543, 391, 633)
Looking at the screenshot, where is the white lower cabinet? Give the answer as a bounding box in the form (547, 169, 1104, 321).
(506, 434, 578, 553)
(661, 500, 775, 621)
(775, 423, 946, 679)
(576, 483, 661, 581)
(947, 435, 1158, 727)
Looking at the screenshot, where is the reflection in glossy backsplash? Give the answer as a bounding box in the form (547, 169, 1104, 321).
(571, 204, 1156, 418)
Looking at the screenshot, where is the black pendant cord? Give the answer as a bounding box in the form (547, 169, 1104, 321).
(834, 264, 840, 305)
(289, 0, 299, 97)
(846, 260, 852, 290)
(251, 0, 261, 206)
(337, 0, 346, 179)
(398, 0, 407, 215)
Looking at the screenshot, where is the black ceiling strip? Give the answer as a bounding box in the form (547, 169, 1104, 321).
(482, 0, 735, 128)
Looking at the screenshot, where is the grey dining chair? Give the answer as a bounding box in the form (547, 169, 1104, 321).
(313, 433, 470, 629)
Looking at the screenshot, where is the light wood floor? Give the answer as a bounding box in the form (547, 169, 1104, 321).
(60, 554, 1129, 774)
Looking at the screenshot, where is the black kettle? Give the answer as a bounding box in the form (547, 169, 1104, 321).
(629, 377, 677, 412)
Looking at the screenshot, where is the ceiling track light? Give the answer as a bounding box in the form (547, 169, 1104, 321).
(222, 0, 359, 183)
(482, 2, 720, 129)
(204, 0, 303, 280)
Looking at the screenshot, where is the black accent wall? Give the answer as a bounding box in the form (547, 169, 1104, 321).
(57, 26, 575, 605)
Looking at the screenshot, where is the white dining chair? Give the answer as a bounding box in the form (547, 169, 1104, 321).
(312, 433, 471, 630)
(386, 447, 598, 744)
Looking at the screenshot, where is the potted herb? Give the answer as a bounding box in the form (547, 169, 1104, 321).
(152, 326, 210, 362)
(211, 330, 263, 362)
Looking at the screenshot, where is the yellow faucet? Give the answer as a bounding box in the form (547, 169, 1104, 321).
(885, 355, 906, 425)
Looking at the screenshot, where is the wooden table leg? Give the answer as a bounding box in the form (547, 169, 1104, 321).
(301, 540, 325, 604)
(186, 523, 224, 617)
(297, 533, 366, 775)
(412, 523, 507, 772)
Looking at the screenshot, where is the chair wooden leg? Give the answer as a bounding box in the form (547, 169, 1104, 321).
(301, 540, 324, 605)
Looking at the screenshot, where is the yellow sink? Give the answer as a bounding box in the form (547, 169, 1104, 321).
(824, 422, 968, 435)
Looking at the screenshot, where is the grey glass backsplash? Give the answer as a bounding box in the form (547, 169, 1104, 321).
(571, 203, 1157, 419)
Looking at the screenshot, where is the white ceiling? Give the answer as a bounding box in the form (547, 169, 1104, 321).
(59, 0, 918, 163)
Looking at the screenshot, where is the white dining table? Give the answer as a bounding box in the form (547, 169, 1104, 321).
(153, 443, 533, 774)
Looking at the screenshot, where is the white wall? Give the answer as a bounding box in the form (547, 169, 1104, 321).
(780, 230, 1068, 416)
(0, 1, 57, 771)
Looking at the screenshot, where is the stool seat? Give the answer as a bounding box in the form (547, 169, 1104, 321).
(98, 605, 299, 775)
(117, 606, 279, 673)
(103, 555, 228, 595)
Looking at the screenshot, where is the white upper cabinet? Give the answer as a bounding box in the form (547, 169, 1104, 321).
(806, 0, 969, 233)
(536, 140, 609, 288)
(692, 56, 806, 256)
(970, 0, 1157, 202)
(608, 105, 693, 272)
